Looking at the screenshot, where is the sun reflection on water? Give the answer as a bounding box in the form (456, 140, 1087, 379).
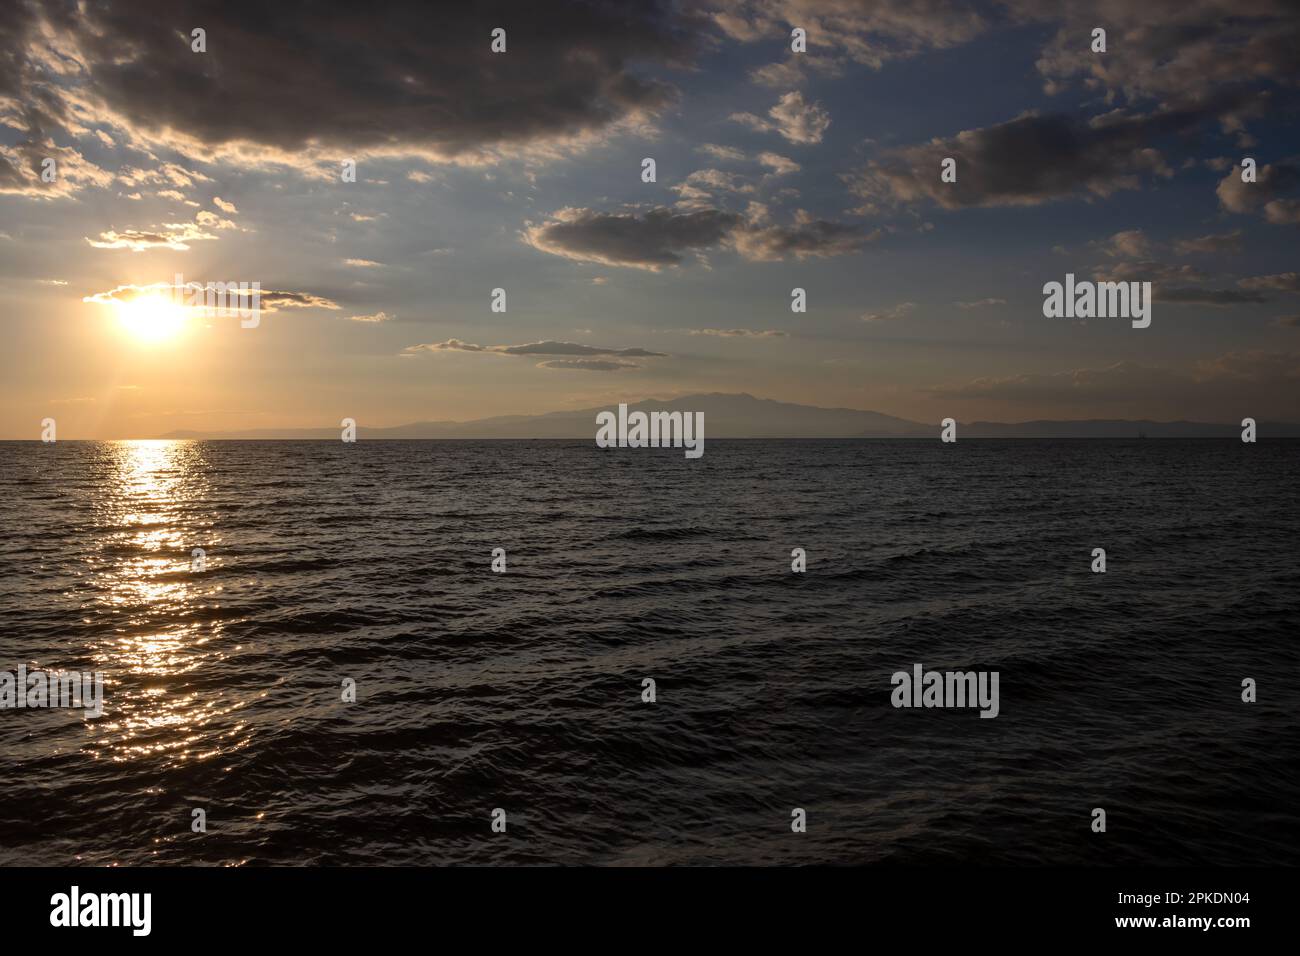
(83, 440, 252, 767)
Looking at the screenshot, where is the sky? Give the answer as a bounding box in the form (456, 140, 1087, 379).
(2, 0, 1298, 438)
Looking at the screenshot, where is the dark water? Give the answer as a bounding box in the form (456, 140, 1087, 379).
(1, 439, 1297, 866)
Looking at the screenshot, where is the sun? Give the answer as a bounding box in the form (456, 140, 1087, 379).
(116, 294, 189, 344)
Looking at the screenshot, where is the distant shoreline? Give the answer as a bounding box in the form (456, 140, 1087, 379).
(6, 435, 1299, 442)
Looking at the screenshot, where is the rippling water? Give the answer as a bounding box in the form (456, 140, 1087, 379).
(1, 439, 1297, 866)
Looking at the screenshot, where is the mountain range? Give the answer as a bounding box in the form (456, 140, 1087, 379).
(159, 393, 1300, 439)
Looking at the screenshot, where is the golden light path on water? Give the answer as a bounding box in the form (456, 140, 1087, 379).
(82, 440, 258, 771)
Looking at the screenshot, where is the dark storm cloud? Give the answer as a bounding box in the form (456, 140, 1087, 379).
(845, 98, 1253, 211)
(5, 0, 702, 161)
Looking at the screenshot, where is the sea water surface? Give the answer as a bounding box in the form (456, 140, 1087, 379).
(0, 439, 1297, 866)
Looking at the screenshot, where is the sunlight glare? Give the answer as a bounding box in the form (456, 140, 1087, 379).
(116, 294, 189, 344)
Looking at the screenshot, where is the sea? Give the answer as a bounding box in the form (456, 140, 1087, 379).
(1, 438, 1297, 865)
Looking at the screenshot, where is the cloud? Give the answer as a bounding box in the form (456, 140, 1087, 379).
(256, 290, 341, 311)
(1274, 314, 1300, 328)
(731, 91, 830, 144)
(1216, 161, 1300, 224)
(523, 206, 743, 270)
(680, 168, 757, 195)
(710, 0, 989, 73)
(404, 339, 665, 359)
(537, 359, 639, 371)
(1238, 273, 1300, 292)
(1094, 260, 1207, 286)
(83, 283, 340, 311)
(195, 209, 237, 230)
(5, 0, 704, 168)
(344, 258, 384, 268)
(955, 298, 1006, 309)
(1030, 0, 1300, 105)
(1195, 349, 1300, 384)
(116, 164, 212, 189)
(730, 215, 881, 261)
(757, 152, 799, 176)
(410, 338, 490, 353)
(843, 101, 1250, 211)
(213, 196, 237, 214)
(1091, 260, 1267, 305)
(725, 0, 1298, 119)
(1174, 230, 1244, 255)
(348, 311, 394, 323)
(85, 221, 218, 252)
(0, 139, 114, 198)
(497, 341, 664, 357)
(1099, 229, 1152, 259)
(698, 144, 746, 163)
(689, 327, 787, 337)
(82, 283, 178, 306)
(1157, 287, 1269, 305)
(525, 204, 873, 267)
(749, 54, 843, 89)
(861, 302, 916, 323)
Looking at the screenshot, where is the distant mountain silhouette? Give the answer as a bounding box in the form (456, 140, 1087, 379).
(159, 392, 1300, 439)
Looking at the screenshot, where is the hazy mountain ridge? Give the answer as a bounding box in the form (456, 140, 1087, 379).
(158, 393, 1300, 439)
